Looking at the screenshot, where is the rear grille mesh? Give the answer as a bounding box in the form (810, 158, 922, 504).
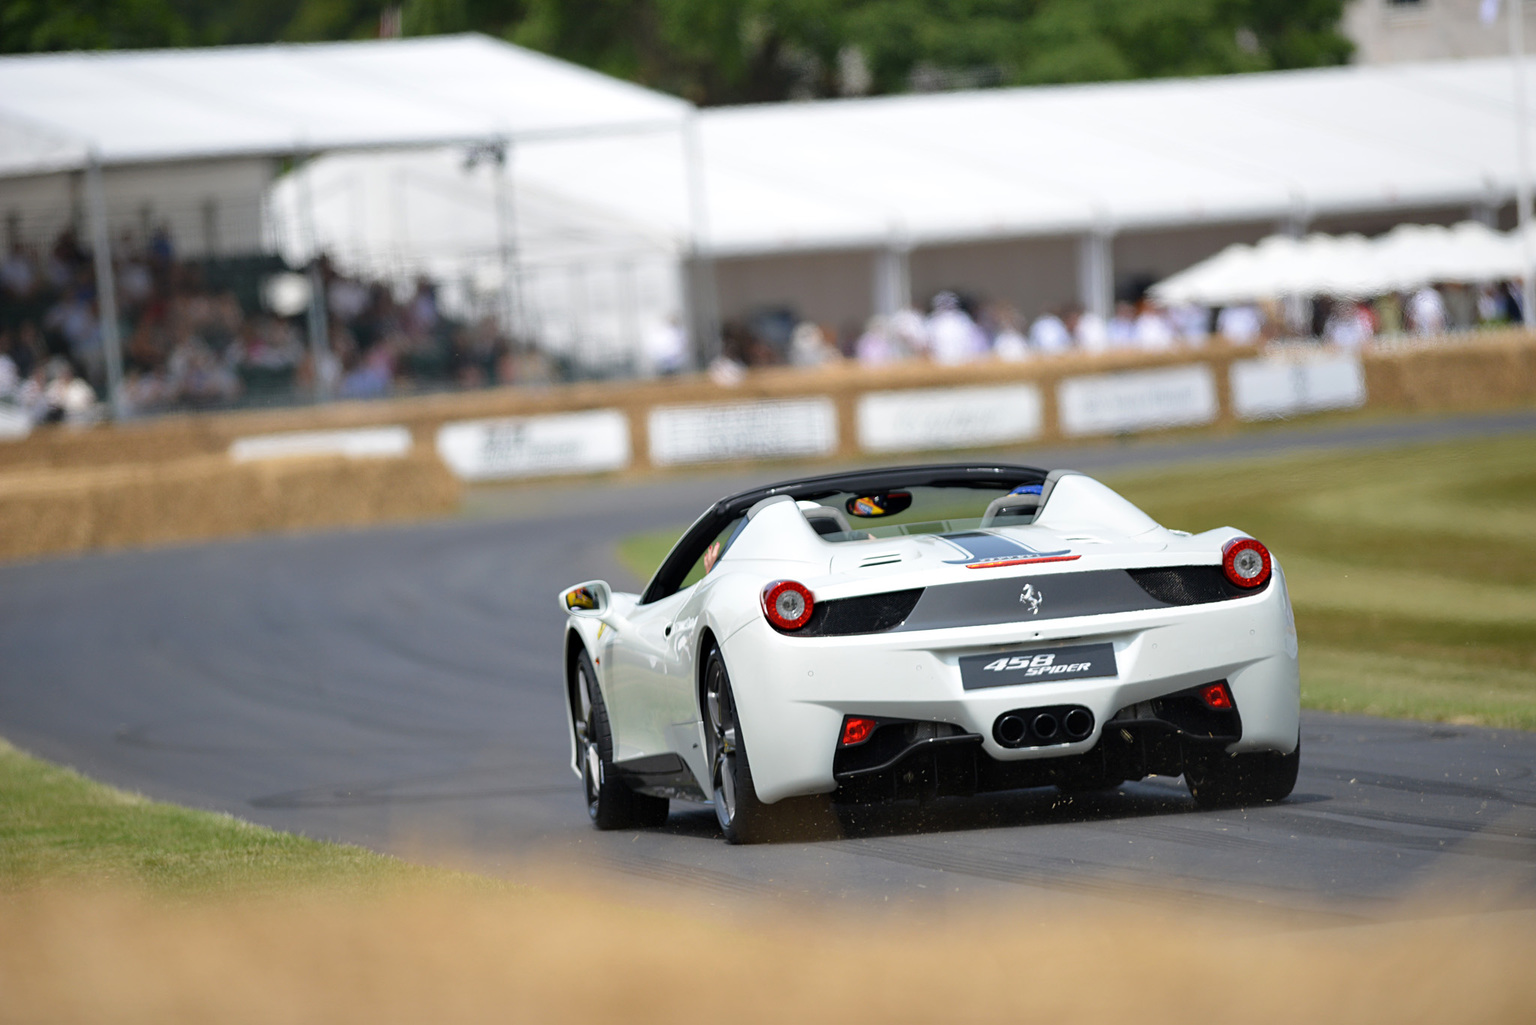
(1126, 566, 1265, 605)
(796, 588, 924, 636)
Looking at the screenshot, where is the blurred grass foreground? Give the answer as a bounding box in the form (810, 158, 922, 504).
(619, 433, 1536, 730)
(2, 737, 1534, 1025)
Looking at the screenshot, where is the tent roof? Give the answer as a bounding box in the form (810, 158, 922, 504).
(0, 33, 690, 178)
(1149, 220, 1531, 303)
(511, 55, 1536, 256)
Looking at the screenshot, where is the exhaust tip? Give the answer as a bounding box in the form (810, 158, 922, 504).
(996, 715, 1027, 746)
(1032, 713, 1059, 740)
(1064, 708, 1094, 739)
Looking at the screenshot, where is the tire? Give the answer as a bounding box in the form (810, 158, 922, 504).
(703, 646, 837, 845)
(572, 649, 669, 830)
(1185, 737, 1300, 810)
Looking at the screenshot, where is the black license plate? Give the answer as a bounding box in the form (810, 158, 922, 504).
(959, 642, 1118, 690)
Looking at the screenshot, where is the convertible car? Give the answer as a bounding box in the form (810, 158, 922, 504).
(559, 463, 1300, 843)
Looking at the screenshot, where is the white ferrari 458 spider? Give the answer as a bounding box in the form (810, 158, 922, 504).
(559, 464, 1300, 843)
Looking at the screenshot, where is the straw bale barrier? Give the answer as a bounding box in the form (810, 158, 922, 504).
(0, 450, 459, 561)
(0, 332, 1531, 561)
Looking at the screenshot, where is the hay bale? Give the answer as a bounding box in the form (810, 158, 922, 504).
(0, 452, 460, 561)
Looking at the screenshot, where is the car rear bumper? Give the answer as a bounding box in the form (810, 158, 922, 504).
(720, 567, 1299, 804)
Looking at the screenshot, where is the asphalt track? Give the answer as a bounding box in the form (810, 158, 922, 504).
(3, 410, 1536, 921)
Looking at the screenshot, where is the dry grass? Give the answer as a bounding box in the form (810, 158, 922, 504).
(5, 676, 1534, 1024)
(0, 451, 460, 561)
(1, 881, 1532, 1025)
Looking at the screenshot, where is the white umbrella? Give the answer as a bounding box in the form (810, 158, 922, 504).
(1150, 221, 1524, 305)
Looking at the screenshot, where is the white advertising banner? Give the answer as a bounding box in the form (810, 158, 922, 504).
(1230, 352, 1367, 420)
(436, 410, 630, 481)
(230, 426, 412, 462)
(857, 384, 1042, 453)
(1057, 364, 1219, 436)
(649, 398, 837, 466)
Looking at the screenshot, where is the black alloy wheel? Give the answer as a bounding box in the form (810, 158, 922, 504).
(703, 645, 838, 845)
(573, 649, 669, 830)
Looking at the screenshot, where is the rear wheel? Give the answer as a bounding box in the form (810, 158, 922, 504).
(573, 649, 669, 830)
(1185, 737, 1300, 810)
(704, 646, 836, 845)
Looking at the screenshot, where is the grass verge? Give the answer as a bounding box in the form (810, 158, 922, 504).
(0, 736, 450, 896)
(615, 434, 1536, 730)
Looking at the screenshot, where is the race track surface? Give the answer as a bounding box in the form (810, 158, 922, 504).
(3, 411, 1535, 921)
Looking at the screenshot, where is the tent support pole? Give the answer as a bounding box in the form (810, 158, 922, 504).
(85, 151, 126, 419)
(1077, 230, 1112, 321)
(682, 111, 718, 368)
(297, 153, 330, 398)
(1511, 1, 1536, 328)
(873, 240, 911, 316)
(491, 138, 521, 342)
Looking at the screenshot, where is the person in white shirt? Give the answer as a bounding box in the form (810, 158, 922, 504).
(41, 359, 96, 421)
(1169, 303, 1211, 345)
(1407, 286, 1447, 337)
(925, 292, 987, 365)
(1106, 301, 1138, 348)
(642, 315, 689, 376)
(1216, 303, 1263, 345)
(1027, 310, 1071, 355)
(854, 316, 899, 366)
(789, 321, 839, 367)
(991, 318, 1030, 361)
(1071, 307, 1109, 353)
(887, 305, 929, 359)
(1133, 303, 1175, 351)
(0, 331, 18, 398)
(1324, 300, 1373, 349)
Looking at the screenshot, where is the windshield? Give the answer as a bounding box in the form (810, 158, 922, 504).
(804, 484, 1027, 542)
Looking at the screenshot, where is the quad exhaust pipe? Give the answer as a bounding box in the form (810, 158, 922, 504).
(992, 705, 1095, 748)
(997, 714, 1027, 746)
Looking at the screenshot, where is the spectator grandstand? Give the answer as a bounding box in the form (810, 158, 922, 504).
(0, 226, 560, 423)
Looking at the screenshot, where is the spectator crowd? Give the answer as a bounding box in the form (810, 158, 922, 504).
(714, 280, 1527, 376)
(2, 222, 1529, 425)
(0, 226, 554, 426)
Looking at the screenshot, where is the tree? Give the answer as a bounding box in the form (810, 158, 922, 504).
(0, 0, 1353, 106)
(1, 0, 187, 53)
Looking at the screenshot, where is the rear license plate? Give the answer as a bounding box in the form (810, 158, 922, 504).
(959, 642, 1117, 690)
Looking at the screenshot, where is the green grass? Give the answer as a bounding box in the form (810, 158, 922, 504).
(0, 737, 459, 895)
(616, 434, 1536, 730)
(1115, 433, 1536, 729)
(616, 530, 682, 588)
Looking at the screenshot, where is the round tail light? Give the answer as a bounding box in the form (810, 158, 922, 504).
(762, 580, 814, 631)
(1222, 537, 1272, 589)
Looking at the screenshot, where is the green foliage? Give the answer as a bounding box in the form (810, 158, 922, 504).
(1, 0, 1352, 106)
(0, 0, 188, 53)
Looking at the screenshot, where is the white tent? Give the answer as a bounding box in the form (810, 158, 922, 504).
(0, 34, 689, 173)
(278, 52, 1536, 357)
(265, 148, 683, 371)
(0, 34, 695, 412)
(496, 55, 1536, 259)
(1150, 221, 1528, 304)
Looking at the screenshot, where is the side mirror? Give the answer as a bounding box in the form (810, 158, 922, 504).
(559, 580, 612, 617)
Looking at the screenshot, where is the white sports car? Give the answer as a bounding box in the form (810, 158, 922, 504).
(560, 464, 1300, 843)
